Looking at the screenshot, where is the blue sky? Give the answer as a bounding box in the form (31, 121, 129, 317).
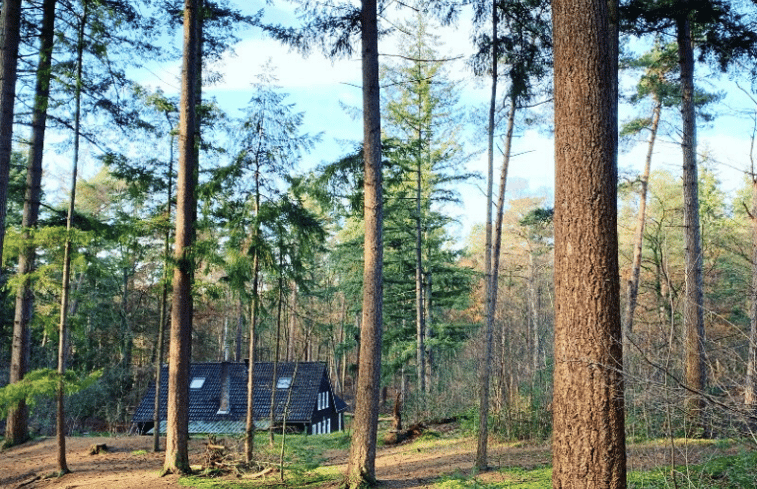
(132, 0, 757, 243)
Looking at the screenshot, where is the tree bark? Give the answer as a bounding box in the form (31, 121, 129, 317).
(163, 0, 199, 475)
(552, 0, 626, 486)
(475, 0, 497, 470)
(0, 0, 22, 271)
(5, 0, 56, 448)
(677, 13, 706, 435)
(345, 0, 382, 484)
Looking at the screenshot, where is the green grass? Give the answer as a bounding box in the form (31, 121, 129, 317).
(178, 430, 756, 489)
(131, 449, 148, 456)
(179, 431, 349, 488)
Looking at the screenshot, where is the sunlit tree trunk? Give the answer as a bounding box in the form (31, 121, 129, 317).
(163, 0, 199, 474)
(345, 0, 383, 483)
(552, 0, 626, 485)
(677, 14, 706, 435)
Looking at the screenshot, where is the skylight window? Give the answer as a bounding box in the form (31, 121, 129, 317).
(190, 377, 205, 389)
(277, 376, 292, 389)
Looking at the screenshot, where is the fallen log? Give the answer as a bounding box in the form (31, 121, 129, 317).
(88, 443, 108, 455)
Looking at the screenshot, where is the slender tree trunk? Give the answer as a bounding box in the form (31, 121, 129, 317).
(153, 137, 174, 452)
(552, 0, 626, 486)
(625, 99, 661, 337)
(476, 0, 497, 470)
(0, 0, 22, 271)
(163, 0, 199, 474)
(5, 0, 56, 448)
(677, 14, 706, 435)
(345, 0, 382, 483)
(269, 255, 284, 447)
(55, 8, 87, 472)
(528, 251, 540, 373)
(244, 164, 262, 463)
(288, 284, 297, 361)
(415, 133, 426, 398)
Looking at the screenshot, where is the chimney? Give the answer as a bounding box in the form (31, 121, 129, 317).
(217, 361, 230, 415)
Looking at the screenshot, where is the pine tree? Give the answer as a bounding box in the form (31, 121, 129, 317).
(551, 0, 626, 485)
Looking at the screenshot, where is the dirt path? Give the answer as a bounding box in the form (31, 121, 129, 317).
(0, 433, 747, 489)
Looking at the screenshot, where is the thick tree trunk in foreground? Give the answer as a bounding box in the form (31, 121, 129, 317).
(163, 0, 199, 475)
(677, 15, 706, 435)
(6, 0, 56, 448)
(552, 0, 626, 486)
(345, 0, 382, 484)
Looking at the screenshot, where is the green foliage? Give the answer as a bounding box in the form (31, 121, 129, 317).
(0, 369, 102, 418)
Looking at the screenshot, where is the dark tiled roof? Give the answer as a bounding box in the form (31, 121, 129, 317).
(133, 362, 345, 427)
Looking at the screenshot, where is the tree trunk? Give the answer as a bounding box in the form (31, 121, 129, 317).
(415, 131, 426, 398)
(269, 254, 284, 447)
(345, 0, 382, 483)
(153, 139, 173, 452)
(746, 176, 757, 417)
(552, 0, 626, 486)
(528, 251, 540, 373)
(163, 0, 199, 474)
(625, 99, 661, 337)
(475, 0, 497, 471)
(0, 0, 22, 271)
(244, 159, 262, 463)
(677, 14, 706, 436)
(5, 0, 56, 448)
(55, 7, 87, 472)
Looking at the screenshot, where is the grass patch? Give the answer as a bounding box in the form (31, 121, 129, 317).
(131, 449, 148, 456)
(179, 431, 349, 488)
(625, 449, 757, 488)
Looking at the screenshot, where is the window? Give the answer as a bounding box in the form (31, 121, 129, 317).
(277, 376, 292, 389)
(190, 377, 205, 389)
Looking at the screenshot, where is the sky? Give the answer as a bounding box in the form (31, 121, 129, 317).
(133, 0, 757, 245)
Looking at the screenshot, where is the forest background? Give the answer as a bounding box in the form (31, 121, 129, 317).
(2, 0, 757, 481)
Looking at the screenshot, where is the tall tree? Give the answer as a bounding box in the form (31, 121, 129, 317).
(163, 0, 199, 475)
(0, 0, 22, 271)
(55, 2, 90, 472)
(346, 0, 383, 484)
(381, 13, 469, 400)
(551, 0, 626, 486)
(5, 0, 57, 449)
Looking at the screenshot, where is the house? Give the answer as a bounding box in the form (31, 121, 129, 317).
(132, 361, 348, 435)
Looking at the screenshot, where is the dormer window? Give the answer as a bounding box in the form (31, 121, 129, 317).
(190, 377, 205, 389)
(277, 376, 292, 389)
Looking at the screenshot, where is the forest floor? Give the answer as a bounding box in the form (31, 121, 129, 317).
(0, 425, 750, 489)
